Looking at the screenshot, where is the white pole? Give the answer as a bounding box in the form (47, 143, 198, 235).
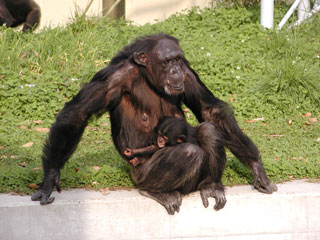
(298, 0, 310, 21)
(278, 0, 302, 29)
(278, 0, 320, 29)
(261, 0, 274, 29)
(312, 0, 320, 12)
(291, 0, 320, 27)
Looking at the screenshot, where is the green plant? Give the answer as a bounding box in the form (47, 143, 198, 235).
(0, 4, 319, 194)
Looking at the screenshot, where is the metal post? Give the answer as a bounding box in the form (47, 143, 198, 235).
(261, 0, 274, 29)
(313, 0, 320, 11)
(278, 0, 302, 29)
(103, 0, 125, 20)
(278, 0, 320, 29)
(298, 0, 310, 21)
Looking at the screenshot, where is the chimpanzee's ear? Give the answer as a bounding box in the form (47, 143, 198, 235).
(176, 135, 187, 143)
(133, 52, 148, 66)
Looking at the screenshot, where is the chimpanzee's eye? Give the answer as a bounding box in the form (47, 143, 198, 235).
(163, 60, 170, 67)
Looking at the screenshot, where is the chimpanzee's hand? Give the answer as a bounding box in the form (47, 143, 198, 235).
(253, 176, 278, 194)
(251, 161, 278, 194)
(123, 148, 133, 157)
(31, 168, 61, 205)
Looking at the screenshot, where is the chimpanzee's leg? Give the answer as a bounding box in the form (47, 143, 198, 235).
(0, 4, 15, 27)
(132, 143, 203, 215)
(22, 5, 41, 32)
(31, 81, 111, 205)
(207, 100, 277, 193)
(196, 123, 227, 211)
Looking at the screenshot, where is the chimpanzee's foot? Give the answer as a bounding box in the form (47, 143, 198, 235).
(251, 161, 277, 194)
(253, 178, 278, 194)
(139, 190, 182, 215)
(31, 190, 56, 205)
(199, 182, 226, 211)
(31, 168, 61, 205)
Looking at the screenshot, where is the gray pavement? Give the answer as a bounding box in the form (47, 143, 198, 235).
(0, 179, 320, 240)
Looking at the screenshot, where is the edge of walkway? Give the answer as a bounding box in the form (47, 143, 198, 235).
(1, 179, 320, 240)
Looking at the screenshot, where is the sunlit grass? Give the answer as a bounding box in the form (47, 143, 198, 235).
(0, 4, 319, 194)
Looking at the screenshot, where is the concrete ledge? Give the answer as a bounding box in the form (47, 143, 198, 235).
(1, 180, 319, 240)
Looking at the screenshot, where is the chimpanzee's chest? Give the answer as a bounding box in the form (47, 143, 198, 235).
(118, 92, 184, 134)
(109, 79, 185, 153)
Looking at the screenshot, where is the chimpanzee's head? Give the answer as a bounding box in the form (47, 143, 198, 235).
(156, 117, 188, 148)
(133, 34, 187, 96)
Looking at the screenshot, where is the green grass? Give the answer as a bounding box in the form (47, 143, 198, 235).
(0, 4, 319, 194)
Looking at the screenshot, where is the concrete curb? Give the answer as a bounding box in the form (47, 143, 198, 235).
(1, 179, 320, 240)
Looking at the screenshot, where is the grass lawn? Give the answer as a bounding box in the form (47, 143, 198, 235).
(0, 3, 319, 194)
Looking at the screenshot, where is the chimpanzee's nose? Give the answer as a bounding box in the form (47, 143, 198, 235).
(169, 66, 180, 75)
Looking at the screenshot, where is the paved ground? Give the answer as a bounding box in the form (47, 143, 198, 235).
(1, 179, 320, 240)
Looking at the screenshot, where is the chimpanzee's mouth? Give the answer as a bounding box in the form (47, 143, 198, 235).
(164, 81, 184, 95)
(170, 84, 184, 90)
(167, 81, 184, 91)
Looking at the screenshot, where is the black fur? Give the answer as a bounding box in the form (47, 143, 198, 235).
(32, 33, 277, 214)
(123, 117, 198, 167)
(0, 0, 40, 32)
(157, 117, 197, 145)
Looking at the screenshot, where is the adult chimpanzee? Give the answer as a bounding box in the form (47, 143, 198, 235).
(0, 0, 41, 32)
(31, 33, 277, 215)
(124, 117, 199, 167)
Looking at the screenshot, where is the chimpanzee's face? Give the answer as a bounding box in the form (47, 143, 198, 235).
(152, 39, 186, 96)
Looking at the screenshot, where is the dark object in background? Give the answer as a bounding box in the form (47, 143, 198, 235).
(0, 0, 40, 32)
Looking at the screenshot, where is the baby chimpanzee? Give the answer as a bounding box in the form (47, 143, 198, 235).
(124, 117, 198, 166)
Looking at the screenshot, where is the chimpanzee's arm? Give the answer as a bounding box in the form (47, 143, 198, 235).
(124, 145, 159, 158)
(31, 66, 127, 205)
(183, 65, 277, 194)
(22, 1, 41, 32)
